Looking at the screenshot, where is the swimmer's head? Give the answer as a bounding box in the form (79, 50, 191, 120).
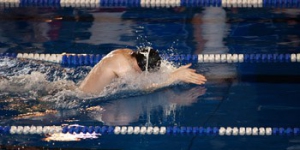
(132, 47, 161, 72)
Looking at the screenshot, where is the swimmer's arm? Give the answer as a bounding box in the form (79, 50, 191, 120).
(146, 64, 207, 91)
(79, 66, 117, 94)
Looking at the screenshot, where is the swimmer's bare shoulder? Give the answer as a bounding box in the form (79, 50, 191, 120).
(79, 48, 134, 94)
(92, 49, 131, 70)
(109, 48, 133, 55)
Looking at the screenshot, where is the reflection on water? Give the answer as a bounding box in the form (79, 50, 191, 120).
(0, 7, 61, 53)
(0, 7, 300, 54)
(76, 9, 135, 47)
(7, 85, 206, 126)
(91, 86, 206, 126)
(10, 85, 206, 126)
(192, 7, 236, 81)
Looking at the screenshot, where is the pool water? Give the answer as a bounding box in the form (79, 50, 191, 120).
(1, 5, 300, 150)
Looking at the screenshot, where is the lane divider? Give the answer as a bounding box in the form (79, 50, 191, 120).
(1, 125, 300, 136)
(0, 0, 299, 8)
(1, 53, 300, 65)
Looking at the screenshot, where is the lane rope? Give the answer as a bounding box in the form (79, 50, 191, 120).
(1, 125, 299, 136)
(1, 53, 300, 66)
(0, 0, 299, 8)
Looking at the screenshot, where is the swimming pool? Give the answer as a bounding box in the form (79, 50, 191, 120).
(1, 1, 300, 150)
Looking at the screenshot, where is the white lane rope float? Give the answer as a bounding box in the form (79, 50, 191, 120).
(1, 53, 299, 66)
(1, 125, 299, 136)
(0, 0, 298, 8)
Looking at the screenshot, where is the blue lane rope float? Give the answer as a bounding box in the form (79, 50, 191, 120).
(1, 125, 300, 136)
(0, 0, 299, 8)
(1, 53, 300, 66)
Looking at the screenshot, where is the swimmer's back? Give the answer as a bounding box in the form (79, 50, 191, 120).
(104, 48, 133, 58)
(79, 48, 137, 94)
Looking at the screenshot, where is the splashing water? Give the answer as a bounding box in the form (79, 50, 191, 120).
(0, 58, 178, 109)
(0, 58, 90, 109)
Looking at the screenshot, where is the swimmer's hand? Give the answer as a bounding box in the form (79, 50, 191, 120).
(145, 63, 206, 92)
(171, 63, 206, 85)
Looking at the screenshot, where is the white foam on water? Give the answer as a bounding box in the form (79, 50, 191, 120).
(0, 57, 17, 68)
(0, 58, 179, 109)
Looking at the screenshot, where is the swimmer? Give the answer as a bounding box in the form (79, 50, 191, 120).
(79, 47, 207, 94)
